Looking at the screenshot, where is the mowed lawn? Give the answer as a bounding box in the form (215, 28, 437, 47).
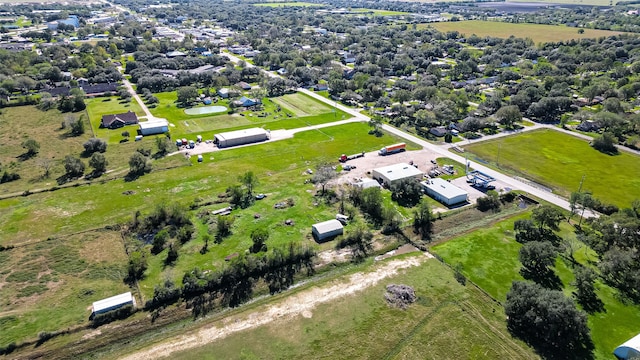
(170, 258, 537, 360)
(432, 212, 640, 360)
(85, 96, 145, 143)
(425, 21, 625, 44)
(0, 123, 407, 246)
(0, 231, 130, 347)
(463, 129, 640, 207)
(270, 92, 334, 117)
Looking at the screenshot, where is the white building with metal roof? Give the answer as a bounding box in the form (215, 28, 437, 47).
(371, 163, 423, 187)
(214, 128, 269, 148)
(91, 292, 134, 318)
(312, 219, 344, 242)
(139, 119, 169, 135)
(421, 178, 468, 206)
(615, 333, 640, 360)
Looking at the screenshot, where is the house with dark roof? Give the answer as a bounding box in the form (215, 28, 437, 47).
(236, 82, 251, 90)
(101, 111, 139, 129)
(233, 96, 260, 107)
(429, 126, 448, 137)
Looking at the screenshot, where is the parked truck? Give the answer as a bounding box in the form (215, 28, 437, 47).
(378, 143, 406, 156)
(339, 151, 365, 163)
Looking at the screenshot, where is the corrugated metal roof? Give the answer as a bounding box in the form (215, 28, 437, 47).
(373, 163, 423, 182)
(312, 219, 343, 234)
(92, 292, 133, 313)
(215, 127, 268, 142)
(421, 178, 468, 199)
(139, 119, 169, 129)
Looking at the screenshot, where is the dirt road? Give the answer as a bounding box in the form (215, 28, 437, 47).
(120, 255, 429, 360)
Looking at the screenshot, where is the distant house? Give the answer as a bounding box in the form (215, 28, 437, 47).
(234, 96, 260, 107)
(342, 53, 356, 64)
(429, 126, 447, 137)
(576, 120, 601, 132)
(313, 83, 328, 91)
(217, 88, 229, 98)
(236, 82, 251, 90)
(166, 50, 186, 58)
(101, 111, 139, 129)
(312, 219, 343, 242)
(277, 68, 287, 75)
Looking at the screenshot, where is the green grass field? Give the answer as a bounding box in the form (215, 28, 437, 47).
(170, 258, 537, 360)
(432, 212, 640, 359)
(0, 230, 130, 346)
(85, 96, 145, 143)
(463, 129, 640, 208)
(425, 21, 625, 44)
(146, 91, 347, 140)
(252, 1, 324, 6)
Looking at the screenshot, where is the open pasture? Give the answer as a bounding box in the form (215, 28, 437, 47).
(425, 21, 625, 44)
(463, 129, 640, 207)
(432, 211, 640, 360)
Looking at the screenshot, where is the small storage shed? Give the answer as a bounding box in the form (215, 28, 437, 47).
(91, 292, 134, 318)
(312, 219, 343, 242)
(372, 163, 423, 187)
(214, 128, 269, 148)
(614, 333, 640, 360)
(421, 178, 468, 206)
(139, 119, 169, 135)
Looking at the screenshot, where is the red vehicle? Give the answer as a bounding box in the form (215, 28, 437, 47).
(339, 151, 365, 162)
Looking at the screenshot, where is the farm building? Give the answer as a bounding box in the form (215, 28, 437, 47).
(312, 219, 344, 242)
(421, 178, 468, 206)
(100, 111, 139, 129)
(214, 128, 269, 148)
(139, 119, 169, 135)
(354, 178, 381, 189)
(91, 292, 134, 318)
(218, 88, 229, 98)
(233, 96, 260, 107)
(372, 163, 423, 187)
(614, 333, 640, 359)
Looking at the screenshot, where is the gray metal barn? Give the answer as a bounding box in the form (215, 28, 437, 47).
(371, 163, 423, 187)
(421, 178, 468, 206)
(214, 128, 269, 148)
(312, 219, 344, 242)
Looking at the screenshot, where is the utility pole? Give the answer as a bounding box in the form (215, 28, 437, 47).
(577, 174, 586, 193)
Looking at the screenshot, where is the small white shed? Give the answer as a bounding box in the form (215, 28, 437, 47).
(91, 292, 134, 318)
(312, 219, 344, 242)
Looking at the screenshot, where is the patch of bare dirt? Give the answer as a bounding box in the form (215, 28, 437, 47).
(120, 256, 428, 360)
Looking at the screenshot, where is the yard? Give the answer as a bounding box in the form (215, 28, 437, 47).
(85, 96, 145, 144)
(462, 129, 640, 208)
(168, 258, 537, 360)
(431, 211, 640, 359)
(425, 21, 626, 44)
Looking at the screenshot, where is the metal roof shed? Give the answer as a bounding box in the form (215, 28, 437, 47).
(139, 119, 169, 136)
(214, 128, 269, 148)
(312, 219, 344, 242)
(92, 292, 134, 317)
(421, 178, 468, 206)
(371, 163, 423, 187)
(614, 333, 640, 360)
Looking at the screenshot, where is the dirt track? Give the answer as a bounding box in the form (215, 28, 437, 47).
(120, 255, 429, 360)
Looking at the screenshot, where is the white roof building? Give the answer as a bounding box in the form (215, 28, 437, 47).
(615, 333, 640, 360)
(214, 128, 269, 148)
(312, 219, 344, 242)
(354, 178, 381, 189)
(421, 178, 468, 206)
(92, 292, 134, 316)
(371, 163, 423, 187)
(139, 119, 169, 135)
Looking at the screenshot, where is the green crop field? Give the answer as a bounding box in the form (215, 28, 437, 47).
(252, 1, 324, 7)
(424, 21, 625, 44)
(463, 129, 640, 208)
(270, 93, 335, 117)
(432, 212, 640, 359)
(170, 258, 537, 360)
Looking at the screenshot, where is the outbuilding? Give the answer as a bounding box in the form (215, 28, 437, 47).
(91, 292, 134, 319)
(421, 178, 468, 206)
(354, 178, 381, 189)
(312, 219, 344, 242)
(214, 128, 269, 148)
(139, 119, 169, 135)
(614, 333, 640, 360)
(372, 163, 423, 187)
